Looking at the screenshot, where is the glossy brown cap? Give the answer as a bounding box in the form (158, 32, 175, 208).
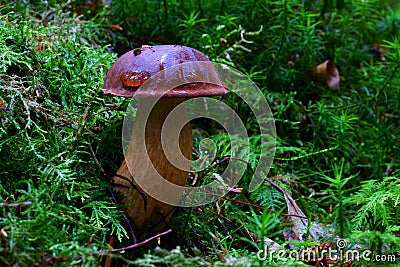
(103, 45, 228, 98)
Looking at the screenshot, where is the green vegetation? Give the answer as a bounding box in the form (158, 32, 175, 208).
(1, 0, 399, 266)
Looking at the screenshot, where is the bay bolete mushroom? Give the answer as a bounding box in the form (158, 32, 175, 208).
(103, 45, 228, 232)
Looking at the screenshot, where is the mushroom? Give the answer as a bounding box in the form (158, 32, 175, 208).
(103, 45, 228, 232)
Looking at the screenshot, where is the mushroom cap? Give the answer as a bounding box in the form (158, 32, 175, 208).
(103, 45, 228, 98)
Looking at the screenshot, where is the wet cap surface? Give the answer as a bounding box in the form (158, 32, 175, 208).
(103, 45, 228, 98)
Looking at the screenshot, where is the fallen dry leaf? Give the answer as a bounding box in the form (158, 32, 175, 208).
(265, 177, 334, 242)
(371, 44, 386, 61)
(314, 60, 340, 90)
(109, 24, 123, 31)
(283, 193, 333, 242)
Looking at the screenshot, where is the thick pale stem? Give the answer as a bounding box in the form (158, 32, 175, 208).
(111, 98, 192, 232)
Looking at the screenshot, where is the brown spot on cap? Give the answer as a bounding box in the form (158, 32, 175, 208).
(120, 71, 151, 87)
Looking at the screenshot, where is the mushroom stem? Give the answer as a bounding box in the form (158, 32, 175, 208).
(112, 98, 192, 232)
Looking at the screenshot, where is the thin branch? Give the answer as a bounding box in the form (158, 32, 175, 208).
(0, 202, 32, 208)
(108, 229, 172, 253)
(43, 229, 173, 265)
(265, 177, 308, 220)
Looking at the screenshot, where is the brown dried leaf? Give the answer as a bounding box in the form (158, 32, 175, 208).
(314, 60, 340, 90)
(283, 193, 332, 242)
(265, 177, 333, 243)
(371, 45, 386, 61)
(109, 24, 123, 31)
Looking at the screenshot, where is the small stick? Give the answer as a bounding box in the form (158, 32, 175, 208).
(55, 122, 70, 128)
(43, 229, 172, 265)
(265, 177, 308, 220)
(107, 229, 172, 253)
(0, 202, 32, 208)
(77, 106, 89, 135)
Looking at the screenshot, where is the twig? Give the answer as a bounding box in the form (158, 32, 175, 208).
(209, 235, 227, 262)
(43, 229, 172, 265)
(207, 209, 247, 238)
(54, 122, 70, 128)
(98, 98, 127, 114)
(87, 136, 103, 171)
(0, 202, 32, 208)
(265, 177, 290, 197)
(108, 229, 172, 253)
(265, 177, 308, 220)
(77, 105, 89, 136)
(199, 154, 209, 169)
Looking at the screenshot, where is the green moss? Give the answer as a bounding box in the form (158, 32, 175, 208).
(0, 0, 399, 266)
